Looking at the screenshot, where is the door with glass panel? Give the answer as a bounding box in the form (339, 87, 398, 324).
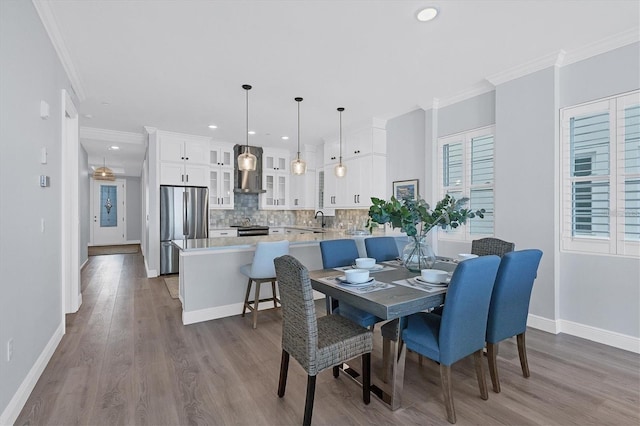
(92, 179, 126, 245)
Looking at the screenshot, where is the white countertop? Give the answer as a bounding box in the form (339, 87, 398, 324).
(173, 230, 349, 252)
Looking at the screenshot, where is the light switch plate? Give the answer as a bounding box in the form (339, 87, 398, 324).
(40, 100, 49, 119)
(39, 175, 50, 187)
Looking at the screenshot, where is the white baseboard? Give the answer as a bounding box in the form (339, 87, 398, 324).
(528, 313, 639, 354)
(527, 313, 560, 334)
(0, 322, 64, 426)
(559, 319, 639, 354)
(144, 258, 158, 278)
(80, 258, 89, 270)
(126, 239, 141, 244)
(182, 293, 325, 325)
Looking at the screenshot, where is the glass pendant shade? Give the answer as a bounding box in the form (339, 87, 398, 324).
(334, 162, 347, 177)
(335, 107, 347, 178)
(238, 84, 257, 171)
(291, 157, 307, 175)
(291, 97, 306, 175)
(238, 147, 257, 171)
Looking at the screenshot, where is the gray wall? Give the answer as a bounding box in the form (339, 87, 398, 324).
(80, 146, 90, 265)
(386, 109, 426, 198)
(0, 0, 72, 417)
(125, 176, 142, 242)
(558, 42, 640, 337)
(494, 68, 557, 320)
(438, 91, 496, 137)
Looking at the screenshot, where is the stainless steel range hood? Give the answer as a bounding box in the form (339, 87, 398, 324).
(234, 144, 266, 194)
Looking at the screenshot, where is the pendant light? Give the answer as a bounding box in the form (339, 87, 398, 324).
(334, 107, 347, 178)
(291, 97, 307, 175)
(93, 157, 115, 181)
(237, 84, 257, 171)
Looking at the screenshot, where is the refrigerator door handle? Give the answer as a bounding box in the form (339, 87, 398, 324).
(183, 190, 189, 236)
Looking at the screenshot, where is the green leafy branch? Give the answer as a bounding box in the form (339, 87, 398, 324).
(367, 194, 485, 237)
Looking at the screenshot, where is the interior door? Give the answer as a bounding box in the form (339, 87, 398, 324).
(92, 179, 126, 245)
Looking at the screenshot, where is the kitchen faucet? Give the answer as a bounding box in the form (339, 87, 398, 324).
(242, 217, 252, 226)
(314, 210, 325, 228)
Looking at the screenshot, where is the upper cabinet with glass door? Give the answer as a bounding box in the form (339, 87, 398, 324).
(209, 141, 235, 210)
(261, 148, 290, 209)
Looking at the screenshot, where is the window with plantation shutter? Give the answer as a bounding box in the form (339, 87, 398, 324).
(561, 90, 640, 257)
(438, 126, 495, 241)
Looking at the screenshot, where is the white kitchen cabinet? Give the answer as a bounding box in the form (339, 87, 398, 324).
(210, 142, 234, 168)
(290, 171, 317, 209)
(209, 229, 236, 238)
(261, 148, 290, 209)
(321, 123, 387, 209)
(269, 227, 285, 235)
(209, 168, 234, 210)
(159, 131, 210, 186)
(209, 141, 235, 210)
(289, 146, 317, 210)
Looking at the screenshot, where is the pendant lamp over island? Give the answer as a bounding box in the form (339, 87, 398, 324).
(237, 84, 257, 171)
(334, 107, 347, 178)
(291, 97, 307, 175)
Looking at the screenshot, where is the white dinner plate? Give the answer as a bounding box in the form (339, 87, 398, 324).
(416, 276, 449, 286)
(336, 276, 375, 287)
(351, 264, 384, 271)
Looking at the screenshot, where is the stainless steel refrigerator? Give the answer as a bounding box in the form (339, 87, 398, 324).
(160, 185, 209, 275)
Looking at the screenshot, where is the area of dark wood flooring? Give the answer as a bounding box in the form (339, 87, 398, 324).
(15, 252, 640, 425)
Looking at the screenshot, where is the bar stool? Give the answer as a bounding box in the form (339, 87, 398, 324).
(240, 240, 289, 328)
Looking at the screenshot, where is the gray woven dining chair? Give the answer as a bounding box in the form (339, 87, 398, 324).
(274, 255, 373, 426)
(471, 237, 515, 258)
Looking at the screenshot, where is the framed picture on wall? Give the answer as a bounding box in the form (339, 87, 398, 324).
(393, 179, 419, 201)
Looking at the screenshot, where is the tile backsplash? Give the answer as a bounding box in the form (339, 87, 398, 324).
(209, 193, 372, 230)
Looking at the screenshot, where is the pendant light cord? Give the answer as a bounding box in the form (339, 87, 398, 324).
(338, 107, 344, 164)
(297, 98, 301, 160)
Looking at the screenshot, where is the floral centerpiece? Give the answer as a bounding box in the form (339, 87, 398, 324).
(367, 194, 485, 271)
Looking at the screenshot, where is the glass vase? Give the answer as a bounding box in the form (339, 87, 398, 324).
(402, 236, 436, 272)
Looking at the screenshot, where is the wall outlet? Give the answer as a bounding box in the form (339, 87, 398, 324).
(7, 338, 13, 362)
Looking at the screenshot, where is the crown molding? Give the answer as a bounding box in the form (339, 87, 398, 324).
(437, 80, 496, 109)
(143, 126, 157, 135)
(562, 26, 640, 66)
(486, 50, 565, 86)
(80, 127, 145, 145)
(32, 0, 86, 101)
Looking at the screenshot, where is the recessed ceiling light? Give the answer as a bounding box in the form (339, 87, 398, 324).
(208, 124, 217, 129)
(248, 131, 256, 135)
(101, 101, 110, 106)
(109, 145, 120, 150)
(83, 114, 93, 119)
(417, 7, 438, 22)
(282, 136, 289, 140)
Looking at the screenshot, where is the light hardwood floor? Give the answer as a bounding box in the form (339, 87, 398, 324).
(15, 252, 640, 425)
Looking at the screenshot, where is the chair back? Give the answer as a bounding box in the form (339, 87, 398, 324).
(471, 237, 515, 257)
(364, 237, 399, 262)
(249, 240, 290, 278)
(319, 239, 359, 268)
(274, 255, 318, 372)
(439, 255, 500, 365)
(486, 249, 543, 344)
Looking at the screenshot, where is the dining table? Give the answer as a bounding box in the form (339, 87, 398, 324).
(309, 259, 457, 410)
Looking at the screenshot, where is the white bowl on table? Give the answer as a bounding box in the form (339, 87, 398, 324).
(457, 253, 479, 261)
(420, 269, 449, 284)
(355, 257, 376, 269)
(344, 269, 370, 284)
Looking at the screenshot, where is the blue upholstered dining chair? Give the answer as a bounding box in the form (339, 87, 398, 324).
(319, 239, 384, 329)
(364, 236, 399, 262)
(486, 249, 543, 393)
(402, 255, 501, 424)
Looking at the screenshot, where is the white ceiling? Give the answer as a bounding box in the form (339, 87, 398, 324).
(40, 0, 639, 176)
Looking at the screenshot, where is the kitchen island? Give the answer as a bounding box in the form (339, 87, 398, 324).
(173, 230, 371, 325)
